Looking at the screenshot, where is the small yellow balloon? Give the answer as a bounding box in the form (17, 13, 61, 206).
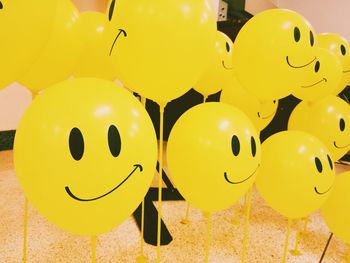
(0, 0, 58, 89)
(72, 12, 116, 80)
(167, 102, 261, 213)
(195, 31, 234, 97)
(293, 48, 342, 101)
(256, 131, 335, 219)
(321, 171, 350, 244)
(318, 33, 350, 94)
(105, 0, 217, 103)
(233, 9, 317, 101)
(19, 0, 82, 92)
(289, 96, 350, 161)
(14, 78, 158, 236)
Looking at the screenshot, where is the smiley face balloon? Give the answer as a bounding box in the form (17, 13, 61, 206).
(233, 9, 317, 101)
(167, 102, 261, 213)
(255, 131, 335, 219)
(318, 33, 350, 95)
(105, 0, 216, 104)
(293, 48, 342, 101)
(14, 78, 157, 236)
(289, 96, 350, 161)
(0, 0, 58, 89)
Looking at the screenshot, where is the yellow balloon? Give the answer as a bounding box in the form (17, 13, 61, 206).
(194, 31, 234, 97)
(0, 0, 58, 89)
(289, 96, 350, 160)
(167, 102, 261, 213)
(19, 0, 82, 92)
(321, 171, 350, 244)
(105, 0, 217, 103)
(233, 9, 317, 101)
(293, 48, 342, 101)
(72, 12, 116, 80)
(318, 33, 350, 94)
(256, 131, 335, 219)
(14, 78, 157, 236)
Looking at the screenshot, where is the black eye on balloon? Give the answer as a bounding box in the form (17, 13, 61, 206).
(339, 118, 345, 132)
(226, 42, 230, 52)
(251, 136, 257, 157)
(69, 128, 84, 161)
(294, 27, 301, 42)
(108, 124, 121, 157)
(315, 157, 323, 173)
(231, 135, 240, 156)
(108, 0, 116, 21)
(314, 61, 320, 73)
(310, 31, 314, 46)
(0, 2, 3, 10)
(341, 44, 347, 56)
(327, 155, 333, 170)
(273, 100, 276, 104)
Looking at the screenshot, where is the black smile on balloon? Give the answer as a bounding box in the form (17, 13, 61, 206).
(343, 69, 350, 73)
(258, 111, 275, 120)
(314, 185, 332, 195)
(224, 165, 260, 185)
(301, 78, 327, 88)
(222, 60, 233, 70)
(286, 56, 316, 68)
(109, 28, 127, 56)
(333, 141, 350, 149)
(65, 164, 143, 202)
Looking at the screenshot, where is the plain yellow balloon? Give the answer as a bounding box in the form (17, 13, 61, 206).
(289, 96, 350, 161)
(14, 78, 158, 236)
(167, 102, 261, 213)
(195, 31, 234, 97)
(105, 0, 217, 104)
(321, 171, 350, 244)
(0, 0, 58, 89)
(318, 33, 350, 94)
(72, 12, 116, 80)
(293, 48, 342, 101)
(233, 9, 317, 101)
(256, 131, 335, 219)
(19, 0, 82, 92)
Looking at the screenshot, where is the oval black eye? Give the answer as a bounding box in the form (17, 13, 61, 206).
(0, 2, 3, 9)
(231, 135, 240, 156)
(108, 125, 121, 157)
(226, 42, 230, 52)
(294, 27, 301, 42)
(108, 0, 116, 21)
(310, 31, 314, 46)
(69, 128, 84, 161)
(327, 154, 333, 170)
(273, 100, 276, 104)
(251, 136, 257, 157)
(315, 157, 323, 173)
(339, 118, 345, 131)
(314, 61, 320, 73)
(341, 44, 347, 56)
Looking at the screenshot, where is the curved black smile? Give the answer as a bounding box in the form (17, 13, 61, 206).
(314, 185, 332, 195)
(222, 61, 233, 70)
(109, 28, 127, 56)
(258, 111, 275, 120)
(301, 78, 327, 88)
(343, 69, 350, 73)
(224, 165, 260, 185)
(333, 141, 350, 149)
(65, 164, 143, 202)
(286, 56, 316, 68)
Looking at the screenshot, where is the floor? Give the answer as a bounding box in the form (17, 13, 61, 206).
(0, 150, 349, 262)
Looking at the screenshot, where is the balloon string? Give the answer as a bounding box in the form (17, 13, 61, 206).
(31, 92, 37, 100)
(292, 219, 301, 253)
(205, 212, 211, 263)
(282, 218, 292, 263)
(241, 187, 252, 263)
(91, 236, 97, 263)
(23, 198, 28, 263)
(156, 105, 165, 263)
(319, 232, 333, 263)
(203, 95, 207, 103)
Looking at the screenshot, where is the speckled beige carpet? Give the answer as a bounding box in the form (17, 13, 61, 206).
(1, 150, 348, 262)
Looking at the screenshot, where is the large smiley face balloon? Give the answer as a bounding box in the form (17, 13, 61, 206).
(318, 33, 350, 95)
(14, 78, 157, 236)
(0, 0, 58, 89)
(256, 131, 335, 219)
(233, 9, 317, 101)
(105, 0, 217, 104)
(289, 96, 350, 161)
(293, 48, 342, 101)
(167, 102, 261, 213)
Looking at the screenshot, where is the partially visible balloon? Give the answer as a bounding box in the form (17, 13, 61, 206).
(73, 12, 116, 80)
(195, 31, 234, 97)
(318, 33, 350, 94)
(289, 96, 350, 160)
(19, 0, 82, 92)
(233, 9, 317, 101)
(106, 0, 217, 104)
(0, 0, 58, 89)
(256, 131, 335, 219)
(259, 100, 278, 130)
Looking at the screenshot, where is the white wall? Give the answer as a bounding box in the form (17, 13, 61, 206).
(245, 0, 276, 15)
